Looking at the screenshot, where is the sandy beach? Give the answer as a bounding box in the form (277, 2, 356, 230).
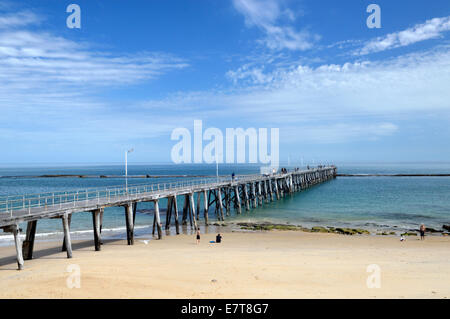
(0, 230, 449, 299)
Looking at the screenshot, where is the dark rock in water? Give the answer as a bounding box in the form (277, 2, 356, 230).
(401, 232, 417, 236)
(100, 175, 107, 178)
(311, 226, 330, 233)
(334, 228, 370, 235)
(443, 225, 450, 231)
(425, 227, 442, 233)
(238, 222, 301, 231)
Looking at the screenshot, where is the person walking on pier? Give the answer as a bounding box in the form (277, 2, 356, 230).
(419, 224, 426, 240)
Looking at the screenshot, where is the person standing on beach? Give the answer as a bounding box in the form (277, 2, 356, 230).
(196, 229, 201, 244)
(420, 224, 426, 240)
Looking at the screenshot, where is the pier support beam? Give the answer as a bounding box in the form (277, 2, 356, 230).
(217, 188, 224, 221)
(252, 183, 257, 208)
(268, 179, 273, 201)
(62, 213, 73, 258)
(100, 209, 104, 245)
(182, 195, 189, 225)
(234, 186, 242, 214)
(274, 179, 280, 200)
(173, 195, 180, 234)
(124, 204, 134, 245)
(22, 220, 37, 260)
(243, 184, 250, 211)
(92, 209, 102, 251)
(258, 182, 263, 205)
(196, 193, 201, 221)
(12, 225, 24, 270)
(203, 190, 209, 225)
(62, 213, 72, 252)
(263, 180, 269, 203)
(189, 193, 198, 230)
(224, 189, 230, 216)
(132, 202, 137, 225)
(154, 200, 162, 239)
(165, 197, 173, 230)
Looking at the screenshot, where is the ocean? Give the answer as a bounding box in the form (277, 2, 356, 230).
(0, 163, 449, 245)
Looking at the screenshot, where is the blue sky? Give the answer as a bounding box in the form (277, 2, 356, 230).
(0, 0, 449, 165)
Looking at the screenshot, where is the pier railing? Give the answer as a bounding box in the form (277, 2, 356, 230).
(0, 172, 300, 217)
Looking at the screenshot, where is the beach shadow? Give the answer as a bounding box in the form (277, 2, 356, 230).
(0, 238, 123, 269)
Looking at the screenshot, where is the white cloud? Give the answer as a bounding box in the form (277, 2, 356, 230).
(0, 8, 190, 155)
(0, 10, 41, 28)
(283, 123, 398, 144)
(359, 16, 450, 55)
(0, 30, 188, 90)
(146, 46, 450, 144)
(232, 0, 318, 51)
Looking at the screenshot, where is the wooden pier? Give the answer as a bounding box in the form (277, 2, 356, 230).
(0, 166, 337, 270)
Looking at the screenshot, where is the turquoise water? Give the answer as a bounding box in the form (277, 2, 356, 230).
(0, 163, 449, 244)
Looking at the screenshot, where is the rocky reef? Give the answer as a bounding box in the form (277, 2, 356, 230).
(236, 223, 371, 235)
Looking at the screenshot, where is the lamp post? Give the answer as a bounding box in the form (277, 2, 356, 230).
(125, 148, 134, 191)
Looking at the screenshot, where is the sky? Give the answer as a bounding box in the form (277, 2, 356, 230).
(0, 0, 449, 165)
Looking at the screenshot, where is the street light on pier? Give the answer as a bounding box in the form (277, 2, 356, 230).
(125, 148, 134, 191)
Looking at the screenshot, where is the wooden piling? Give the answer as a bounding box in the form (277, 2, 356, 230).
(243, 184, 250, 211)
(92, 209, 102, 251)
(274, 179, 280, 200)
(62, 213, 72, 252)
(62, 213, 73, 258)
(132, 202, 137, 225)
(182, 195, 188, 225)
(203, 190, 209, 225)
(173, 195, 180, 234)
(258, 182, 263, 205)
(234, 185, 242, 214)
(196, 192, 201, 221)
(189, 193, 198, 230)
(217, 188, 225, 221)
(252, 183, 257, 207)
(154, 200, 163, 239)
(12, 225, 24, 270)
(124, 204, 134, 245)
(268, 179, 273, 201)
(263, 180, 269, 202)
(165, 197, 173, 230)
(224, 188, 230, 216)
(22, 220, 37, 260)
